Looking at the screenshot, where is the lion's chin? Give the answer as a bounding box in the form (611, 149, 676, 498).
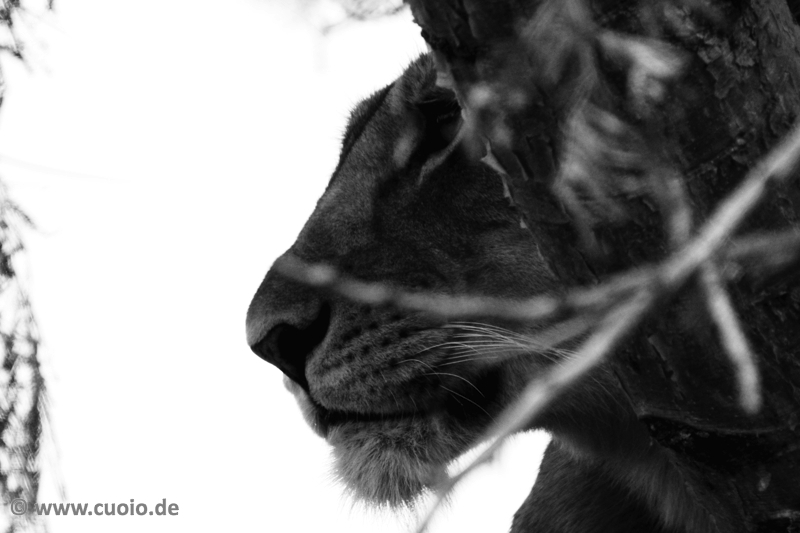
(326, 414, 469, 509)
(285, 375, 496, 508)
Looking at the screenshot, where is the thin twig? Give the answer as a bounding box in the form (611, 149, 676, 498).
(700, 264, 761, 412)
(662, 121, 800, 286)
(660, 165, 761, 413)
(274, 225, 800, 325)
(727, 230, 800, 276)
(274, 253, 647, 322)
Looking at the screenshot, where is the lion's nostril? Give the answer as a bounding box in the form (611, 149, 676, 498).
(250, 304, 331, 393)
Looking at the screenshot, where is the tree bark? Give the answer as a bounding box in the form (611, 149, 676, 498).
(406, 0, 800, 530)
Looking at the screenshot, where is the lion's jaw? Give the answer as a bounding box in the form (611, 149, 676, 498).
(283, 317, 524, 508)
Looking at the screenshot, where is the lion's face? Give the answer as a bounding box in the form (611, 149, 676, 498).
(246, 55, 558, 507)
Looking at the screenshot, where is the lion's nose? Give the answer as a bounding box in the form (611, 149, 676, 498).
(246, 261, 330, 392)
(248, 306, 330, 391)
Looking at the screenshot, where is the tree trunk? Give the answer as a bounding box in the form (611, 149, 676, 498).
(406, 0, 800, 530)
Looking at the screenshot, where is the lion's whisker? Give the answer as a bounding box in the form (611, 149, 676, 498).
(439, 386, 493, 419)
(448, 321, 532, 341)
(439, 356, 502, 367)
(399, 358, 437, 371)
(422, 371, 485, 397)
(413, 340, 485, 358)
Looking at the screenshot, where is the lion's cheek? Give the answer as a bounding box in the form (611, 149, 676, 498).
(326, 416, 467, 508)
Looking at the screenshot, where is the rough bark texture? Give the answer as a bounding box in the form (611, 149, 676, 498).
(406, 0, 800, 531)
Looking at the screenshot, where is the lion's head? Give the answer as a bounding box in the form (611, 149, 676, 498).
(245, 55, 561, 508)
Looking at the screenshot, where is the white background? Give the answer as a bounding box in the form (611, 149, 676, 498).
(0, 1, 548, 531)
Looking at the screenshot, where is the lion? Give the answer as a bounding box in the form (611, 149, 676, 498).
(246, 55, 734, 533)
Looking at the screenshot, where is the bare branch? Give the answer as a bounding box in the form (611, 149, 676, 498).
(727, 230, 800, 278)
(700, 263, 761, 413)
(657, 165, 760, 413)
(662, 121, 800, 286)
(274, 226, 800, 326)
(274, 253, 651, 322)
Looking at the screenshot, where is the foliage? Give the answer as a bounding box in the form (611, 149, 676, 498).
(294, 0, 405, 33)
(331, 0, 404, 20)
(0, 189, 43, 533)
(0, 1, 49, 531)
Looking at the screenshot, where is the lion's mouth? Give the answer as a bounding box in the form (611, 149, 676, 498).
(324, 406, 420, 426)
(289, 366, 504, 440)
(305, 399, 425, 439)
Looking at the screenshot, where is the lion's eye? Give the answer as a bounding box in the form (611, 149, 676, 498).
(392, 89, 463, 171)
(416, 98, 462, 156)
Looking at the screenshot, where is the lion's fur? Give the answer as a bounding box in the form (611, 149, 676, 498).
(246, 55, 734, 532)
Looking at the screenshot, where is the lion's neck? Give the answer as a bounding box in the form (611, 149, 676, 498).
(540, 373, 732, 533)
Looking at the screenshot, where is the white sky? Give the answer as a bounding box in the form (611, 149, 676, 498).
(0, 1, 548, 531)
